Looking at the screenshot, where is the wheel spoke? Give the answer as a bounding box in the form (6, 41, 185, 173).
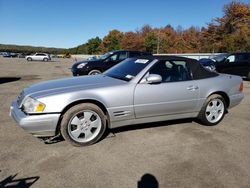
(217, 103, 223, 111)
(212, 100, 217, 107)
(206, 105, 213, 112)
(85, 129, 94, 139)
(206, 113, 213, 122)
(71, 128, 82, 138)
(71, 116, 81, 126)
(90, 119, 99, 128)
(213, 112, 219, 120)
(84, 112, 93, 121)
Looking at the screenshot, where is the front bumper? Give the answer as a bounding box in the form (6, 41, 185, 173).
(10, 101, 60, 137)
(71, 67, 90, 76)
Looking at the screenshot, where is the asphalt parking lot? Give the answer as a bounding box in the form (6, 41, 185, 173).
(0, 57, 250, 188)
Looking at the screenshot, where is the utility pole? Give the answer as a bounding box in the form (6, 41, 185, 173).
(157, 32, 160, 54)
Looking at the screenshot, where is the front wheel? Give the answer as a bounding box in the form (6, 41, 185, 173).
(60, 103, 106, 146)
(88, 69, 101, 75)
(197, 94, 226, 126)
(27, 57, 32, 61)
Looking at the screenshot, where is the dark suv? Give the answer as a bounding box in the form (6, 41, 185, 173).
(71, 50, 152, 76)
(216, 53, 250, 79)
(199, 52, 250, 80)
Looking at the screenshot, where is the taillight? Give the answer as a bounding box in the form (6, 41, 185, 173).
(239, 82, 243, 92)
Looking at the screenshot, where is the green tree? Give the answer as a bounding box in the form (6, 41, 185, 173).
(86, 37, 102, 54)
(144, 32, 158, 53)
(102, 30, 123, 51)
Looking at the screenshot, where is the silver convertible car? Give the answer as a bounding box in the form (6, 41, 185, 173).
(10, 56, 244, 146)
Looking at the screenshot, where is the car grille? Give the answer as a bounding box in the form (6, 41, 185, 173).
(17, 90, 25, 107)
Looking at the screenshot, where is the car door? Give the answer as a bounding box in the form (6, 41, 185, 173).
(134, 60, 199, 118)
(220, 54, 248, 76)
(35, 53, 42, 61)
(32, 53, 38, 60)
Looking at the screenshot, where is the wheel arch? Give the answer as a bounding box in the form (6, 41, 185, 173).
(207, 91, 230, 108)
(56, 99, 110, 135)
(88, 68, 102, 74)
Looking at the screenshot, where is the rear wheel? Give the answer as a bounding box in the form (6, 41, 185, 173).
(60, 103, 106, 146)
(198, 94, 226, 126)
(43, 58, 49, 62)
(88, 69, 101, 75)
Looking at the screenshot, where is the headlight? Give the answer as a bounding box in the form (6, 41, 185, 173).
(77, 63, 87, 69)
(22, 96, 45, 113)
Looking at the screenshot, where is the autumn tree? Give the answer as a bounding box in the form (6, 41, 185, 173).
(201, 1, 250, 52)
(102, 30, 123, 51)
(121, 31, 145, 51)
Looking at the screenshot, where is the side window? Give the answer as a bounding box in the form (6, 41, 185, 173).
(149, 60, 191, 82)
(226, 55, 236, 63)
(110, 54, 118, 61)
(118, 52, 127, 60)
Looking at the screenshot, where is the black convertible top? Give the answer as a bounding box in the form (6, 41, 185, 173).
(153, 55, 218, 80)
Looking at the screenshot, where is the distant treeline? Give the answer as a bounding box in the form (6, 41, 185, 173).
(0, 44, 66, 54)
(1, 1, 249, 55)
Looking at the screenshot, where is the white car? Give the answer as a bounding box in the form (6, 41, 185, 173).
(26, 53, 51, 61)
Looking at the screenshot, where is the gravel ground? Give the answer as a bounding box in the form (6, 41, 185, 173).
(0, 57, 250, 188)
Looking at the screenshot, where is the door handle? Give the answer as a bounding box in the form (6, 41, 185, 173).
(187, 86, 199, 91)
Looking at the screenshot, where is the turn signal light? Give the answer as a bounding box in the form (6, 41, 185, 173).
(239, 82, 243, 92)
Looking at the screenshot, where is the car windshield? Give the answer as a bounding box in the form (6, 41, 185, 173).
(104, 58, 152, 81)
(212, 53, 228, 62)
(96, 52, 113, 60)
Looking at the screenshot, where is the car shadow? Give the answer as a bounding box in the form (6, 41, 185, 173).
(0, 77, 21, 84)
(41, 118, 195, 145)
(0, 174, 39, 188)
(111, 118, 194, 134)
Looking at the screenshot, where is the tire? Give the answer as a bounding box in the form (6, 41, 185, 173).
(27, 57, 32, 61)
(197, 94, 226, 126)
(60, 103, 107, 146)
(88, 69, 101, 75)
(43, 58, 49, 62)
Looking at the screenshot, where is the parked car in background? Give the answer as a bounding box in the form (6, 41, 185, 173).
(10, 56, 244, 146)
(71, 50, 152, 76)
(2, 52, 18, 58)
(199, 52, 250, 80)
(26, 53, 51, 61)
(17, 53, 26, 58)
(199, 58, 216, 72)
(215, 52, 250, 80)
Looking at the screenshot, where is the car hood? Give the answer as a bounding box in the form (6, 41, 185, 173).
(23, 74, 125, 98)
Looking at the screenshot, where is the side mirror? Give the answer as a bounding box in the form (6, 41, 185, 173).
(144, 74, 162, 84)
